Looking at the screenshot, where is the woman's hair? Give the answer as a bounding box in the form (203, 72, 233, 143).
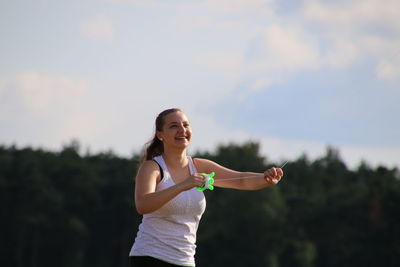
(141, 108, 182, 161)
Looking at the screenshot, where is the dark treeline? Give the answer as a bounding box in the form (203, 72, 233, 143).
(1, 141, 399, 267)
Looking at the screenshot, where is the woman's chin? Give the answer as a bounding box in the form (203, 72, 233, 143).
(174, 139, 191, 148)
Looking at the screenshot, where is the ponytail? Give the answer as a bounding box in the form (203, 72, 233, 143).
(143, 136, 163, 161)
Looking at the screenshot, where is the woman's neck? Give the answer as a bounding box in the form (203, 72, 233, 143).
(162, 148, 188, 169)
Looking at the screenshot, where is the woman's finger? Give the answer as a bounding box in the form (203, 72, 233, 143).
(277, 168, 283, 176)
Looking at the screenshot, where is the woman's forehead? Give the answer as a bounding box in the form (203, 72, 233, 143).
(164, 111, 189, 123)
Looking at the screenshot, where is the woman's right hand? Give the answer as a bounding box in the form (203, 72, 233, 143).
(180, 173, 206, 191)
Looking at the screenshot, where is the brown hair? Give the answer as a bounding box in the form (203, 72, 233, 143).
(141, 108, 182, 161)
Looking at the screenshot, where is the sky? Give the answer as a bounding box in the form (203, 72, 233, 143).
(1, 0, 399, 170)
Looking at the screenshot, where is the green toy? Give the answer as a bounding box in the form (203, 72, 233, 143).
(196, 172, 215, 191)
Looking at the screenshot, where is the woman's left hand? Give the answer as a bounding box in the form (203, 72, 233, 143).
(264, 167, 283, 185)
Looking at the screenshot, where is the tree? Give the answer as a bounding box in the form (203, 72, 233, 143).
(1, 142, 399, 267)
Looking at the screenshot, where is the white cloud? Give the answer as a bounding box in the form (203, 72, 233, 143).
(80, 15, 115, 42)
(103, 0, 397, 95)
(201, 0, 275, 14)
(259, 1, 399, 83)
(165, 0, 400, 96)
(253, 25, 320, 70)
(190, 24, 322, 94)
(360, 36, 400, 81)
(101, 0, 168, 8)
(103, 0, 150, 3)
(2, 72, 86, 112)
(300, 0, 400, 72)
(172, 0, 276, 34)
(240, 24, 321, 91)
(376, 60, 400, 80)
(324, 40, 361, 68)
(302, 0, 400, 31)
(0, 72, 104, 149)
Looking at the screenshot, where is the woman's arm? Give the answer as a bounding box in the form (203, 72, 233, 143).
(193, 158, 283, 190)
(134, 160, 205, 214)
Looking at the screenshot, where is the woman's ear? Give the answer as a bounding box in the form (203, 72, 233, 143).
(156, 131, 163, 141)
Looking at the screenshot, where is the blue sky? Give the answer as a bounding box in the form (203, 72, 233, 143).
(1, 0, 399, 169)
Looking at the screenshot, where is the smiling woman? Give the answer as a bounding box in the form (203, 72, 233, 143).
(129, 108, 284, 267)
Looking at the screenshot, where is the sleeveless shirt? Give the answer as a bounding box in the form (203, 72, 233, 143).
(129, 155, 206, 266)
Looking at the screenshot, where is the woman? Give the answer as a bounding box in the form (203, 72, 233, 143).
(129, 108, 283, 267)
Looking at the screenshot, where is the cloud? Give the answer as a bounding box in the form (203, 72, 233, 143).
(202, 24, 321, 92)
(152, 0, 399, 103)
(248, 24, 321, 70)
(0, 72, 104, 148)
(323, 40, 361, 69)
(104, 0, 275, 13)
(201, 0, 275, 14)
(101, 0, 168, 8)
(300, 0, 400, 73)
(170, 1, 392, 91)
(301, 0, 400, 31)
(0, 72, 86, 112)
(376, 60, 400, 80)
(80, 15, 115, 42)
(240, 24, 321, 91)
(102, 0, 398, 93)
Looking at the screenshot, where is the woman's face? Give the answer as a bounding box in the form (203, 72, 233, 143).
(157, 111, 192, 149)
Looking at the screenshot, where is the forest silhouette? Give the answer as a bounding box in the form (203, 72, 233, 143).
(1, 141, 399, 267)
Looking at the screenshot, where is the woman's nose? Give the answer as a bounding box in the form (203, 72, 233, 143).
(177, 125, 185, 132)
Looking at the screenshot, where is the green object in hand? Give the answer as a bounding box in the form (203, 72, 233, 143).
(196, 172, 215, 191)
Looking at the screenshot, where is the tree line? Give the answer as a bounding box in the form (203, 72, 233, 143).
(0, 141, 399, 267)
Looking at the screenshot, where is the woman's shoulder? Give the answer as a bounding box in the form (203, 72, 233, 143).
(136, 160, 163, 182)
(139, 159, 160, 171)
(192, 157, 215, 172)
(192, 157, 207, 163)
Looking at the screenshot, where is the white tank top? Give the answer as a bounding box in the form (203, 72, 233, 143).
(129, 155, 206, 266)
